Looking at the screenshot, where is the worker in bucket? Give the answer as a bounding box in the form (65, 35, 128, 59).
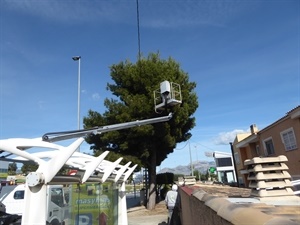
(165, 184, 178, 224)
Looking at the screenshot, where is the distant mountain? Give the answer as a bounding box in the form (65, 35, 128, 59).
(158, 160, 216, 175)
(132, 160, 216, 183)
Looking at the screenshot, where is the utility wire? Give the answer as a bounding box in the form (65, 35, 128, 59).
(136, 0, 141, 61)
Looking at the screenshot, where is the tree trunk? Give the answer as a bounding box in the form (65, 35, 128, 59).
(147, 150, 157, 210)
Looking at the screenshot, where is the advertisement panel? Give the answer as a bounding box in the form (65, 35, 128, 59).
(66, 182, 117, 225)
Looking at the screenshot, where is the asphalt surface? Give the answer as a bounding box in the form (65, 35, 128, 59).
(127, 195, 169, 225)
(128, 214, 168, 225)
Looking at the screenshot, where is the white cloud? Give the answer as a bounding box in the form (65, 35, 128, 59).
(140, 0, 257, 28)
(3, 0, 258, 28)
(92, 93, 101, 101)
(2, 0, 132, 24)
(213, 129, 248, 145)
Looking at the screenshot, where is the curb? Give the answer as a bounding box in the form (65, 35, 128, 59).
(127, 206, 146, 213)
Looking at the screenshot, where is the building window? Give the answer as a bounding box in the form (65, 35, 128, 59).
(234, 152, 240, 165)
(263, 137, 275, 156)
(281, 128, 297, 151)
(215, 157, 232, 167)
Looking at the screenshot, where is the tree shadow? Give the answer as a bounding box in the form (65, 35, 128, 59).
(158, 222, 168, 225)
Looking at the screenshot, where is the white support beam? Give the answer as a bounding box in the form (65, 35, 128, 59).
(81, 151, 110, 183)
(102, 158, 123, 183)
(22, 185, 47, 225)
(123, 164, 138, 182)
(118, 164, 138, 225)
(38, 138, 84, 184)
(115, 162, 131, 183)
(118, 182, 128, 225)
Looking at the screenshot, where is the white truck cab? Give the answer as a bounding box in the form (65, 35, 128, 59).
(0, 184, 67, 225)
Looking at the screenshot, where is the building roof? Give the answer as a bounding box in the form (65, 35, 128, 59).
(235, 105, 299, 148)
(236, 133, 258, 148)
(259, 105, 300, 133)
(213, 151, 232, 158)
(233, 133, 251, 144)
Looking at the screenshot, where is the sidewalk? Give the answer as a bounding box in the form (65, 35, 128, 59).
(127, 200, 168, 225)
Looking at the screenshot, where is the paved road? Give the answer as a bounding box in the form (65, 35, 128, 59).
(127, 198, 169, 225)
(128, 215, 168, 225)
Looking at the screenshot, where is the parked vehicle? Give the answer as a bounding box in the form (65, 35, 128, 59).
(0, 184, 67, 225)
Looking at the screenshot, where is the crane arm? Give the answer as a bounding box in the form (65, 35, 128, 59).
(42, 113, 173, 143)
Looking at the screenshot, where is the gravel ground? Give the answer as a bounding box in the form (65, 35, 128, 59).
(194, 183, 251, 197)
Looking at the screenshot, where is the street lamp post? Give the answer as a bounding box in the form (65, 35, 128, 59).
(189, 140, 194, 176)
(72, 56, 81, 131)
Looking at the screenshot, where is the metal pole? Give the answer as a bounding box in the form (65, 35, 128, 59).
(72, 56, 81, 152)
(189, 140, 194, 176)
(77, 57, 81, 131)
(72, 56, 81, 132)
(230, 142, 240, 187)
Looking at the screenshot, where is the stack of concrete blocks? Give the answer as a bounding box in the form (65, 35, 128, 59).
(245, 155, 295, 197)
(183, 176, 196, 185)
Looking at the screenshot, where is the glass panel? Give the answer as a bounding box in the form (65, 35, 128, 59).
(13, 190, 24, 199)
(282, 130, 297, 151)
(51, 187, 64, 207)
(68, 182, 118, 225)
(265, 139, 275, 155)
(216, 158, 232, 167)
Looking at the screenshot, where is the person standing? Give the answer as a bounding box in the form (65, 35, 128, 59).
(165, 184, 178, 224)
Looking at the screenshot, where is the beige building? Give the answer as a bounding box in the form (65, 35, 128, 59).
(232, 105, 300, 187)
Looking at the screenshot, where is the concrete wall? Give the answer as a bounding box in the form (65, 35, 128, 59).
(177, 185, 299, 225)
(179, 186, 232, 225)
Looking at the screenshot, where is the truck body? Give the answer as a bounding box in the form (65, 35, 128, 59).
(0, 184, 67, 225)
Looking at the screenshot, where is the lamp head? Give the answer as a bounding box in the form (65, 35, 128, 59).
(72, 56, 81, 61)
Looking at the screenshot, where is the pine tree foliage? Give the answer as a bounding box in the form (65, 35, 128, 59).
(83, 52, 198, 209)
(85, 53, 198, 165)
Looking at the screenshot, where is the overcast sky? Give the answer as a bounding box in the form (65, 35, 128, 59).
(0, 0, 299, 169)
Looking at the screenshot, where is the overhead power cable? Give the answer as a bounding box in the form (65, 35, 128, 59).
(136, 0, 141, 61)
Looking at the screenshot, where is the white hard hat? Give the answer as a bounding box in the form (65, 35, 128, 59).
(172, 184, 178, 191)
